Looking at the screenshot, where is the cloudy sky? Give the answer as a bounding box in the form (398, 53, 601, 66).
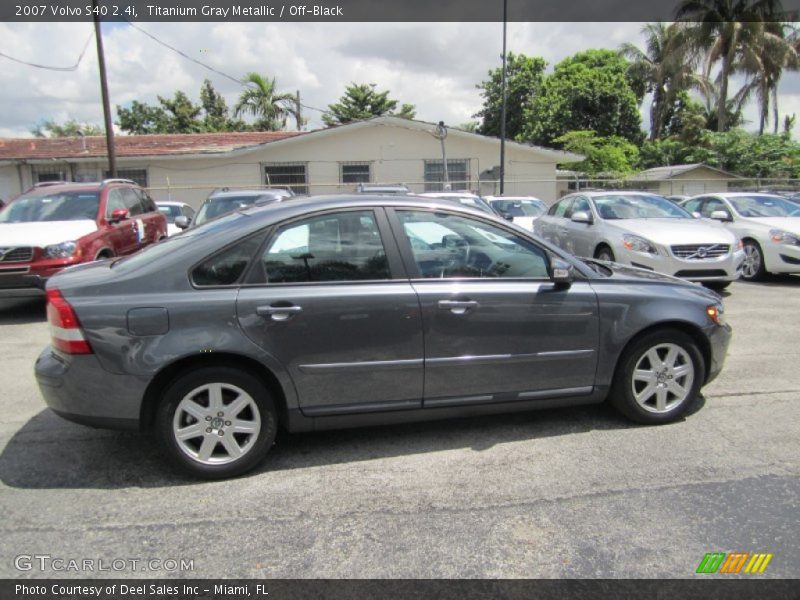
(1, 21, 799, 138)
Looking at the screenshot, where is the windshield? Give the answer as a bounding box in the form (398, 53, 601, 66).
(0, 191, 99, 223)
(492, 199, 546, 217)
(158, 205, 182, 223)
(729, 195, 800, 217)
(593, 194, 691, 220)
(195, 195, 272, 226)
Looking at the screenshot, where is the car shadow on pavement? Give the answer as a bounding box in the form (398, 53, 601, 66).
(0, 298, 46, 324)
(740, 274, 800, 287)
(0, 397, 706, 489)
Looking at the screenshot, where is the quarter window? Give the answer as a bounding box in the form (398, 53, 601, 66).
(397, 210, 550, 279)
(259, 211, 390, 283)
(192, 235, 264, 287)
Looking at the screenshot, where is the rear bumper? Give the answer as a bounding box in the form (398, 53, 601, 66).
(35, 346, 146, 430)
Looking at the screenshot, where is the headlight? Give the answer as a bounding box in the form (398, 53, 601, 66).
(622, 234, 658, 255)
(44, 241, 78, 258)
(706, 304, 726, 326)
(769, 229, 800, 246)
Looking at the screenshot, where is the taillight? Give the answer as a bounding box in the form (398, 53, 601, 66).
(46, 288, 93, 354)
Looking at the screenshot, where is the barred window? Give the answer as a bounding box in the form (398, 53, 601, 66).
(424, 159, 470, 192)
(264, 163, 307, 195)
(341, 162, 371, 184)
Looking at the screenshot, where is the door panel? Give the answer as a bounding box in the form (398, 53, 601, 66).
(413, 280, 599, 402)
(237, 284, 424, 414)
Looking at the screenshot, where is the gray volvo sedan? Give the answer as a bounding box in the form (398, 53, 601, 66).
(35, 195, 731, 478)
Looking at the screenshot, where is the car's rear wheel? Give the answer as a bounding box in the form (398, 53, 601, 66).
(741, 240, 767, 281)
(156, 367, 277, 479)
(595, 245, 615, 262)
(609, 329, 704, 424)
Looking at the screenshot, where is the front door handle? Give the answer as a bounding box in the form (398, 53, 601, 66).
(256, 305, 303, 322)
(438, 300, 479, 315)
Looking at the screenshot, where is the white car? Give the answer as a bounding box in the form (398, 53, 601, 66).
(681, 193, 800, 280)
(535, 191, 744, 289)
(417, 192, 497, 216)
(485, 196, 548, 231)
(157, 201, 195, 236)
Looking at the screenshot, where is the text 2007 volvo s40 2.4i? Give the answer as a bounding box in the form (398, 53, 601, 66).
(35, 195, 731, 478)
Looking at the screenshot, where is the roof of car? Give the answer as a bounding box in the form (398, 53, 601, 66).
(156, 200, 189, 206)
(565, 190, 666, 198)
(207, 189, 289, 200)
(485, 196, 545, 202)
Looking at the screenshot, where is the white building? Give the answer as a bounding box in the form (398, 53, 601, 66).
(0, 116, 581, 207)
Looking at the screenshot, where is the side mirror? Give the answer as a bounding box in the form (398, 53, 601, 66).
(550, 258, 573, 286)
(108, 208, 129, 223)
(692, 211, 702, 219)
(571, 210, 593, 224)
(710, 210, 732, 222)
(174, 215, 191, 229)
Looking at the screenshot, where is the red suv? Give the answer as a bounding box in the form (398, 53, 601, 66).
(0, 179, 167, 298)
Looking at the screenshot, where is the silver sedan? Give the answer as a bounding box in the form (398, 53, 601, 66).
(535, 191, 744, 289)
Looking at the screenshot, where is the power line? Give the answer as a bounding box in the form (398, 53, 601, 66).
(124, 21, 335, 119)
(0, 30, 93, 71)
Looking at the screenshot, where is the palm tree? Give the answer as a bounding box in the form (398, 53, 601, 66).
(620, 22, 703, 140)
(675, 0, 786, 132)
(234, 73, 298, 131)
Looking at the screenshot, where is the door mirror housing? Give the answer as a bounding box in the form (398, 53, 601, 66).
(571, 210, 593, 224)
(174, 215, 191, 229)
(550, 258, 573, 286)
(108, 208, 128, 223)
(710, 209, 732, 222)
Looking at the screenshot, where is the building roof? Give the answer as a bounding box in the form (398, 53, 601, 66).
(0, 131, 302, 161)
(630, 163, 741, 181)
(0, 116, 582, 164)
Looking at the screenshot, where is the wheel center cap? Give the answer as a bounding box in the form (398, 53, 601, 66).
(210, 417, 225, 430)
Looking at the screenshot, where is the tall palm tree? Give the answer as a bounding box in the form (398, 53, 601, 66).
(620, 22, 703, 140)
(234, 73, 298, 131)
(675, 0, 786, 132)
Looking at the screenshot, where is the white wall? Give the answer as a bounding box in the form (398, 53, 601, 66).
(0, 165, 21, 201)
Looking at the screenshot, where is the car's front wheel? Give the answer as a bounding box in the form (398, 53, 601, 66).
(741, 240, 767, 281)
(609, 329, 705, 424)
(156, 367, 277, 479)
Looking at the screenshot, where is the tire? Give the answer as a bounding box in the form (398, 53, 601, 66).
(595, 245, 615, 262)
(156, 367, 277, 479)
(741, 240, 767, 281)
(702, 281, 731, 291)
(609, 329, 705, 425)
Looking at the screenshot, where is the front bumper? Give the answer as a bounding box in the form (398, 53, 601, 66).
(618, 247, 744, 282)
(35, 346, 147, 430)
(0, 258, 83, 298)
(704, 322, 732, 385)
(763, 241, 800, 275)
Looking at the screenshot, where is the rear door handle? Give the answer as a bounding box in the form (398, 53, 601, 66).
(256, 305, 303, 321)
(438, 300, 479, 315)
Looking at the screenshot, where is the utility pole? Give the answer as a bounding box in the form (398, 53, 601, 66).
(436, 121, 450, 191)
(93, 0, 116, 177)
(499, 0, 508, 195)
(294, 90, 302, 131)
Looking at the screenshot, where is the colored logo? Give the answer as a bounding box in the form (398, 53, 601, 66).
(696, 552, 773, 574)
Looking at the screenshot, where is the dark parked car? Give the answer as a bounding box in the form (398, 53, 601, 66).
(0, 179, 167, 298)
(36, 195, 731, 479)
(184, 188, 295, 229)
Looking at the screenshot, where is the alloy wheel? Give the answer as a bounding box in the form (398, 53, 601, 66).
(172, 382, 261, 465)
(741, 244, 762, 280)
(630, 343, 695, 414)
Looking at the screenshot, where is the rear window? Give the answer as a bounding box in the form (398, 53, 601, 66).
(0, 192, 100, 223)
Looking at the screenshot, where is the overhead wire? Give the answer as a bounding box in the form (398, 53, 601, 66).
(0, 29, 94, 71)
